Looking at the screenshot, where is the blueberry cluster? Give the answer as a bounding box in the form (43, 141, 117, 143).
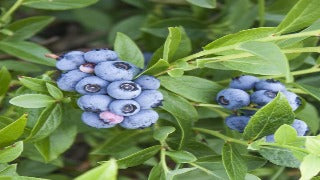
(55, 49, 163, 129)
(216, 75, 308, 142)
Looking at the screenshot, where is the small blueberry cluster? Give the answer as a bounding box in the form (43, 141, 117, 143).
(55, 49, 163, 129)
(216, 75, 308, 142)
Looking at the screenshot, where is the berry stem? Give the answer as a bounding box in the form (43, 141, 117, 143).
(0, 0, 24, 27)
(160, 147, 169, 173)
(45, 53, 60, 59)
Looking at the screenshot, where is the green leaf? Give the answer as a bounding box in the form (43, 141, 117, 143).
(10, 94, 55, 108)
(0, 67, 11, 96)
(161, 90, 198, 149)
(237, 41, 291, 81)
(0, 141, 23, 163)
(75, 159, 117, 180)
(148, 163, 166, 180)
(0, 41, 55, 66)
(204, 27, 276, 50)
(153, 126, 176, 142)
(27, 103, 62, 142)
(0, 164, 17, 176)
(275, 0, 320, 34)
(159, 76, 223, 103)
(296, 83, 320, 102)
(243, 93, 295, 141)
(259, 146, 302, 168)
(274, 125, 298, 145)
(0, 60, 42, 73)
(114, 32, 144, 68)
(222, 143, 247, 180)
(300, 154, 320, 180)
(23, 0, 99, 10)
(167, 69, 184, 77)
(46, 83, 63, 100)
(166, 150, 197, 163)
(186, 0, 216, 9)
(167, 168, 197, 179)
(305, 137, 320, 155)
(19, 77, 48, 93)
(34, 121, 77, 162)
(117, 145, 161, 169)
(0, 114, 27, 148)
(163, 27, 191, 63)
(296, 102, 320, 134)
(140, 59, 170, 76)
(2, 16, 54, 41)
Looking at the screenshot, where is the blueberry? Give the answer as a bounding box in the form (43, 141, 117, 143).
(99, 111, 124, 124)
(120, 109, 159, 129)
(77, 95, 112, 112)
(230, 75, 259, 90)
(266, 135, 275, 142)
(109, 100, 141, 116)
(143, 52, 153, 67)
(250, 90, 277, 106)
(134, 90, 163, 109)
(95, 61, 140, 81)
(84, 49, 118, 64)
(79, 63, 95, 73)
(107, 81, 142, 99)
(292, 119, 308, 136)
(134, 75, 160, 90)
(75, 76, 109, 95)
(216, 88, 250, 110)
(225, 115, 250, 133)
(81, 112, 115, 128)
(255, 79, 286, 92)
(282, 91, 302, 111)
(56, 51, 85, 71)
(57, 70, 90, 91)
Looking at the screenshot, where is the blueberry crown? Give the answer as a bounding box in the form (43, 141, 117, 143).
(113, 62, 131, 70)
(122, 104, 137, 113)
(84, 84, 101, 93)
(120, 83, 138, 91)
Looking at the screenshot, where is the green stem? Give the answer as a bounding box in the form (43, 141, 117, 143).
(270, 167, 285, 180)
(0, 0, 24, 25)
(193, 127, 248, 146)
(160, 147, 169, 173)
(188, 162, 219, 177)
(195, 103, 258, 111)
(258, 0, 265, 26)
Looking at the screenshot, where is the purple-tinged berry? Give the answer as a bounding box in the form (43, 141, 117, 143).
(225, 115, 250, 133)
(81, 112, 116, 128)
(109, 100, 141, 116)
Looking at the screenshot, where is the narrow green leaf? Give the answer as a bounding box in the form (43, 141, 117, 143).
(23, 0, 99, 10)
(0, 114, 27, 148)
(0, 41, 55, 66)
(305, 137, 320, 155)
(2, 16, 54, 41)
(276, 0, 320, 34)
(148, 163, 166, 180)
(0, 164, 17, 176)
(27, 103, 62, 142)
(117, 145, 161, 169)
(161, 90, 198, 149)
(46, 83, 63, 100)
(75, 159, 117, 180)
(243, 93, 295, 141)
(19, 77, 48, 93)
(114, 32, 144, 68)
(167, 69, 184, 77)
(0, 67, 11, 96)
(186, 0, 216, 9)
(0, 60, 42, 73)
(274, 125, 297, 145)
(159, 76, 223, 103)
(166, 150, 197, 163)
(296, 83, 320, 102)
(153, 126, 176, 142)
(222, 143, 247, 180)
(10, 94, 55, 108)
(0, 141, 23, 163)
(139, 59, 169, 76)
(300, 154, 320, 180)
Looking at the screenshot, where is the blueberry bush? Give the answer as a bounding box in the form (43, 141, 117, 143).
(0, 0, 320, 179)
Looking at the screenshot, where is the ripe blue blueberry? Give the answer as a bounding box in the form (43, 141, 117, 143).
(216, 88, 250, 110)
(292, 119, 308, 136)
(56, 51, 85, 71)
(120, 109, 159, 129)
(225, 115, 250, 133)
(250, 90, 277, 106)
(282, 91, 302, 111)
(77, 95, 113, 112)
(57, 70, 90, 91)
(230, 75, 259, 91)
(266, 135, 275, 142)
(134, 75, 160, 90)
(134, 90, 163, 109)
(109, 100, 141, 116)
(75, 76, 109, 95)
(95, 61, 140, 81)
(84, 49, 118, 64)
(107, 81, 142, 99)
(81, 112, 115, 128)
(255, 79, 286, 92)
